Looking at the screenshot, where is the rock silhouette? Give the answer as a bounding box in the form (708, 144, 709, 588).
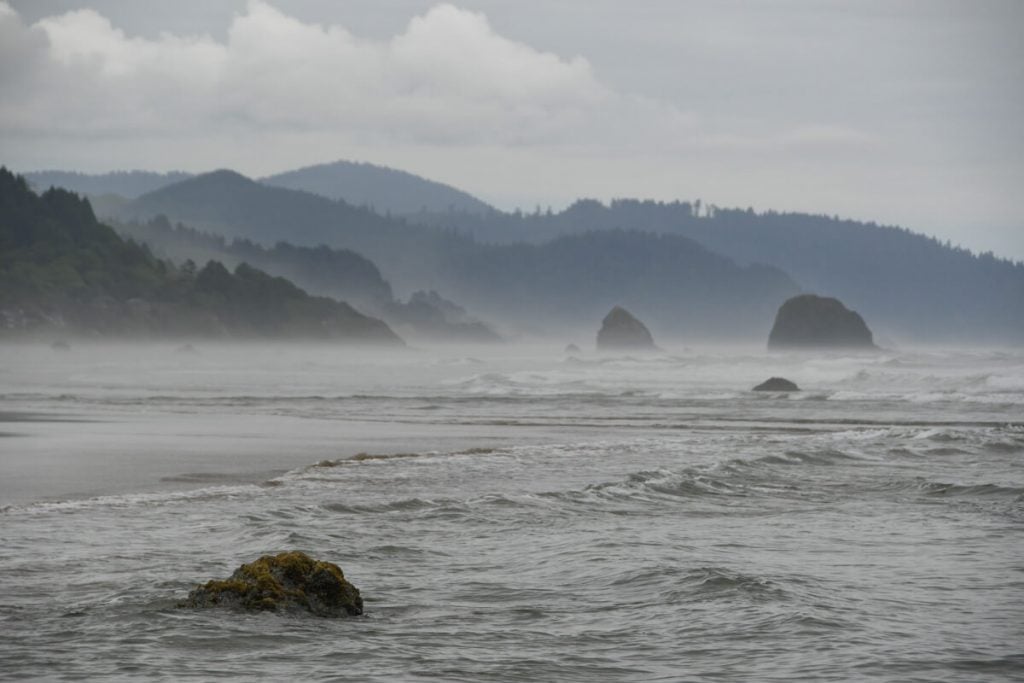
(768, 294, 875, 349)
(596, 306, 657, 351)
(753, 377, 800, 392)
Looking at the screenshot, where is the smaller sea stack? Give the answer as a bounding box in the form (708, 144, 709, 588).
(753, 377, 800, 392)
(596, 306, 657, 351)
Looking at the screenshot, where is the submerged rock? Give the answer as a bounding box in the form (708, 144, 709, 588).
(768, 294, 875, 350)
(596, 306, 657, 351)
(564, 343, 582, 354)
(753, 377, 799, 392)
(182, 551, 363, 617)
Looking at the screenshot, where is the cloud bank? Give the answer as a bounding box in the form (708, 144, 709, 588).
(1, 1, 694, 148)
(2, 1, 877, 157)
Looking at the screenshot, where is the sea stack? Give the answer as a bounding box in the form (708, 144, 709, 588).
(768, 294, 875, 350)
(753, 377, 799, 392)
(596, 306, 657, 351)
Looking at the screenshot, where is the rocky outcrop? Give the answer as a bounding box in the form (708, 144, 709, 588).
(753, 377, 799, 392)
(768, 294, 875, 349)
(182, 551, 363, 617)
(596, 306, 657, 351)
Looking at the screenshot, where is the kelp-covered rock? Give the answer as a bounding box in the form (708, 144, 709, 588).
(753, 377, 799, 392)
(596, 306, 657, 351)
(182, 551, 363, 617)
(768, 294, 875, 350)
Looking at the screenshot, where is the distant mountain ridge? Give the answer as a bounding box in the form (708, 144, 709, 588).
(261, 160, 494, 216)
(22, 160, 496, 217)
(22, 170, 193, 199)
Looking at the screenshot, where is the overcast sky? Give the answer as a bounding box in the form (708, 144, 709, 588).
(3, 1, 1022, 259)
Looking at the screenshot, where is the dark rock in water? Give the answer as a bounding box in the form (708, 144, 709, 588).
(768, 294, 875, 349)
(175, 343, 199, 355)
(753, 377, 799, 392)
(565, 343, 581, 354)
(596, 306, 657, 351)
(181, 551, 363, 617)
(50, 340, 71, 351)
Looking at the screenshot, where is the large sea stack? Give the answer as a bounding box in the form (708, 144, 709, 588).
(768, 294, 875, 350)
(596, 306, 657, 351)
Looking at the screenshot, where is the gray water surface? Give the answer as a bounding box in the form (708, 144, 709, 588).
(1, 344, 1021, 681)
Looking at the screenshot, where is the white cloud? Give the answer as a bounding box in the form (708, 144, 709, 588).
(389, 4, 604, 106)
(0, 0, 650, 147)
(38, 8, 223, 80)
(0, 0, 878, 159)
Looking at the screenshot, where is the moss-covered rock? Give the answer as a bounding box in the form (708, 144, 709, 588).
(181, 551, 363, 617)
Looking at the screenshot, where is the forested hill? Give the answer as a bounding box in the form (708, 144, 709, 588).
(114, 216, 501, 343)
(117, 215, 396, 313)
(119, 170, 475, 294)
(0, 168, 402, 343)
(409, 199, 1024, 343)
(262, 160, 494, 216)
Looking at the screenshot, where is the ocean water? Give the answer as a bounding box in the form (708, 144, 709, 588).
(1, 343, 1022, 681)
